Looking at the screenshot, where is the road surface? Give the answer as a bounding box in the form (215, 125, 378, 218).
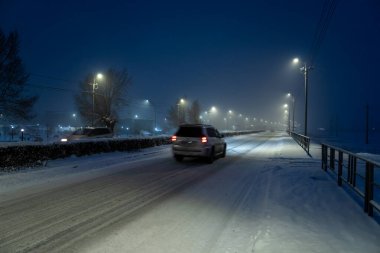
(0, 132, 379, 253)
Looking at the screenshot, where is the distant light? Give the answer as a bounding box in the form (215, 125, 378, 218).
(135, 115, 138, 119)
(11, 125, 14, 129)
(126, 127, 129, 130)
(180, 98, 185, 104)
(21, 128, 25, 132)
(210, 106, 217, 113)
(61, 138, 68, 142)
(96, 73, 103, 79)
(228, 110, 233, 114)
(284, 104, 288, 108)
(145, 99, 149, 104)
(72, 113, 76, 117)
(287, 93, 291, 97)
(292, 58, 299, 64)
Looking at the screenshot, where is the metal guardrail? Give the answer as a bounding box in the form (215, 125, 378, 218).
(321, 143, 380, 217)
(289, 131, 310, 154)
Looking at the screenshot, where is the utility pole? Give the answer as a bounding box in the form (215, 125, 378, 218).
(301, 63, 312, 136)
(365, 104, 369, 144)
(292, 97, 295, 132)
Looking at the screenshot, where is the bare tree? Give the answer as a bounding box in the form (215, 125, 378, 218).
(75, 68, 131, 132)
(166, 105, 179, 128)
(166, 98, 201, 128)
(0, 29, 38, 122)
(188, 99, 201, 124)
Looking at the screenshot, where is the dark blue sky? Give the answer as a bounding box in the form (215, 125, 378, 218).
(1, 0, 379, 133)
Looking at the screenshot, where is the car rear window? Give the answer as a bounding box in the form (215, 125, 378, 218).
(176, 127, 203, 137)
(206, 128, 217, 137)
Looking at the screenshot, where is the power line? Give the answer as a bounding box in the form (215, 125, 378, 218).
(308, 0, 340, 66)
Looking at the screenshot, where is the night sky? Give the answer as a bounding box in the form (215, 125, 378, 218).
(1, 0, 379, 134)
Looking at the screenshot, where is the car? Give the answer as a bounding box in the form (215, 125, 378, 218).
(171, 124, 226, 163)
(60, 127, 113, 142)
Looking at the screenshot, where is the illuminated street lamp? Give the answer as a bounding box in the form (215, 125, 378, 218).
(293, 57, 312, 136)
(92, 73, 103, 126)
(20, 128, 24, 141)
(11, 125, 14, 141)
(209, 106, 217, 125)
(287, 93, 295, 132)
(145, 99, 157, 133)
(177, 98, 186, 125)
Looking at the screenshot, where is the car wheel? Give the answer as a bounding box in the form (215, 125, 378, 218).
(207, 147, 215, 164)
(174, 155, 184, 162)
(221, 144, 226, 158)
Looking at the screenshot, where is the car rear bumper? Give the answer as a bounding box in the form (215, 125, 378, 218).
(172, 145, 211, 157)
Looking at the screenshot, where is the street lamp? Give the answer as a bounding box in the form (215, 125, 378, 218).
(283, 104, 290, 132)
(11, 125, 14, 141)
(287, 93, 295, 132)
(293, 57, 312, 136)
(20, 128, 24, 141)
(92, 73, 103, 127)
(145, 99, 157, 133)
(209, 106, 217, 125)
(177, 98, 186, 125)
(227, 110, 233, 130)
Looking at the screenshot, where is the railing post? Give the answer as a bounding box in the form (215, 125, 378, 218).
(347, 155, 352, 184)
(338, 151, 343, 186)
(364, 162, 374, 216)
(321, 144, 327, 171)
(330, 148, 335, 170)
(352, 157, 357, 187)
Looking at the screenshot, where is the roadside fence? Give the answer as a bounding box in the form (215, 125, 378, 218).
(290, 131, 310, 154)
(321, 143, 380, 217)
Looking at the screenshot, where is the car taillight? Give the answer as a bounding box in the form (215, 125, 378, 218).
(201, 136, 207, 143)
(171, 135, 177, 142)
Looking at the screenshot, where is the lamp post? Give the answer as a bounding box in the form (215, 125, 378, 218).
(287, 93, 295, 132)
(92, 73, 103, 127)
(177, 98, 185, 125)
(145, 99, 157, 133)
(293, 58, 311, 136)
(20, 128, 24, 141)
(11, 125, 14, 141)
(284, 104, 290, 132)
(210, 106, 217, 126)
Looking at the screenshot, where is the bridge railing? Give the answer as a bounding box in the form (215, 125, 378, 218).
(289, 131, 310, 154)
(321, 143, 380, 217)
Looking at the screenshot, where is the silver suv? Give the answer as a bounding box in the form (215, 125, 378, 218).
(172, 124, 226, 163)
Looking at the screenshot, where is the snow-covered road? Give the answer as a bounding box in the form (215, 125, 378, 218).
(0, 132, 379, 252)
